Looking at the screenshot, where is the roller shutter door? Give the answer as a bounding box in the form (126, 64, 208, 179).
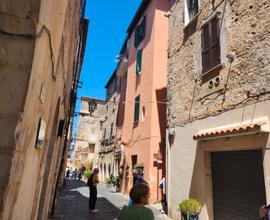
(211, 150, 266, 220)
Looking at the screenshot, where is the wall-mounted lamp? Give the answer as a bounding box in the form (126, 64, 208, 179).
(168, 127, 176, 146)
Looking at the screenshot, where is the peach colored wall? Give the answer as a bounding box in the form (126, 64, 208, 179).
(121, 0, 169, 202)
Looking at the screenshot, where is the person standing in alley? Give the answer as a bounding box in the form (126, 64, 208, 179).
(87, 168, 99, 213)
(159, 177, 167, 214)
(66, 167, 70, 178)
(74, 168, 78, 179)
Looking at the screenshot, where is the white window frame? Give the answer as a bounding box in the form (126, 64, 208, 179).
(184, 0, 200, 26)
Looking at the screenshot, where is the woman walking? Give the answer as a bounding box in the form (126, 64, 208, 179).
(87, 168, 99, 213)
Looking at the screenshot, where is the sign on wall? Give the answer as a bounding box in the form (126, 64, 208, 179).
(35, 118, 46, 149)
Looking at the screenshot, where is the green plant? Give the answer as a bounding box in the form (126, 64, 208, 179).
(178, 199, 202, 215)
(105, 177, 112, 184)
(83, 169, 92, 178)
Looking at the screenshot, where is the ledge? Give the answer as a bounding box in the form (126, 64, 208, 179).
(201, 63, 224, 84)
(183, 13, 199, 32)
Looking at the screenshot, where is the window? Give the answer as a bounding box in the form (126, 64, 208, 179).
(110, 123, 114, 137)
(134, 16, 146, 48)
(134, 95, 140, 122)
(89, 144, 95, 153)
(184, 0, 199, 26)
(100, 121, 103, 130)
(201, 15, 220, 74)
(103, 128, 106, 139)
(136, 49, 143, 75)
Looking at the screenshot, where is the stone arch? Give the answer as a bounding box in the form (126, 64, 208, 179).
(108, 164, 111, 176)
(104, 163, 107, 178)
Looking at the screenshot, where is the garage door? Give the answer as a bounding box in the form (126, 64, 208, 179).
(211, 150, 266, 220)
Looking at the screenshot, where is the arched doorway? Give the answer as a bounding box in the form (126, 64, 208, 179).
(37, 98, 60, 219)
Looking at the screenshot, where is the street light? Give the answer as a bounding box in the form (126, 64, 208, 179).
(88, 100, 97, 115)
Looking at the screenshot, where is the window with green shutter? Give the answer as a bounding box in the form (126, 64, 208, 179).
(134, 95, 140, 122)
(134, 16, 146, 48)
(136, 49, 143, 75)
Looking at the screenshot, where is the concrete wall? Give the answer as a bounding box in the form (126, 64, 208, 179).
(0, 0, 82, 219)
(167, 0, 270, 218)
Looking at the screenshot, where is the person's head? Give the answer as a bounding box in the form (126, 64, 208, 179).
(129, 183, 150, 205)
(93, 168, 99, 174)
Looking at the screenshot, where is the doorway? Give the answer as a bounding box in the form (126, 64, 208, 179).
(211, 150, 266, 220)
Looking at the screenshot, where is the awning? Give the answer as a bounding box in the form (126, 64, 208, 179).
(193, 118, 269, 140)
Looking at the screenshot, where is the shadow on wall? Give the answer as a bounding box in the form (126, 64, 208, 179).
(155, 87, 167, 176)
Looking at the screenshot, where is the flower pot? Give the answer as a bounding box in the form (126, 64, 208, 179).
(181, 213, 199, 220)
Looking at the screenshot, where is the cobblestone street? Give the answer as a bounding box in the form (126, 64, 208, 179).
(51, 179, 171, 220)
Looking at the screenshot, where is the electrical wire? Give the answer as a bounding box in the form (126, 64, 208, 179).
(0, 25, 56, 80)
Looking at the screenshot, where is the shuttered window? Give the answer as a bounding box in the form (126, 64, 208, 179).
(134, 95, 140, 122)
(136, 49, 143, 75)
(201, 15, 220, 73)
(134, 16, 146, 48)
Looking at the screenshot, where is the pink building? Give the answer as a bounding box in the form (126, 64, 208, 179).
(119, 0, 169, 202)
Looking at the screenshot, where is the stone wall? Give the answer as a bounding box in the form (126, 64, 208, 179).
(0, 0, 82, 219)
(99, 91, 120, 180)
(0, 0, 41, 215)
(73, 98, 106, 169)
(167, 0, 270, 128)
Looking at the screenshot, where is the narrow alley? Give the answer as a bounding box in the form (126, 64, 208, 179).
(51, 179, 170, 220)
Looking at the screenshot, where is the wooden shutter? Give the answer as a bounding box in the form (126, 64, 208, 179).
(134, 96, 140, 122)
(136, 49, 143, 75)
(201, 15, 220, 74)
(210, 16, 220, 66)
(202, 23, 211, 72)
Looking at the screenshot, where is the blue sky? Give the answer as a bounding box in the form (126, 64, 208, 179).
(73, 0, 142, 137)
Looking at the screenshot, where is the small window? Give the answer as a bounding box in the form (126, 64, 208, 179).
(110, 123, 114, 137)
(103, 128, 106, 139)
(136, 49, 143, 75)
(89, 144, 95, 153)
(134, 16, 146, 48)
(100, 121, 103, 130)
(134, 95, 140, 122)
(201, 15, 220, 73)
(142, 106, 146, 121)
(184, 0, 199, 26)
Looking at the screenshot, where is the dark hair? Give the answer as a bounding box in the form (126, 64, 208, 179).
(129, 183, 150, 204)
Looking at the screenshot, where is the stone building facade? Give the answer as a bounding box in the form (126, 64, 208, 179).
(167, 0, 270, 219)
(0, 0, 87, 219)
(72, 97, 106, 169)
(98, 72, 121, 181)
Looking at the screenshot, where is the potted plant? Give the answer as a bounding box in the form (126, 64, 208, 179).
(178, 199, 202, 220)
(133, 163, 144, 174)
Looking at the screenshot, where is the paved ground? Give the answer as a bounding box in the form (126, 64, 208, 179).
(51, 179, 171, 220)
